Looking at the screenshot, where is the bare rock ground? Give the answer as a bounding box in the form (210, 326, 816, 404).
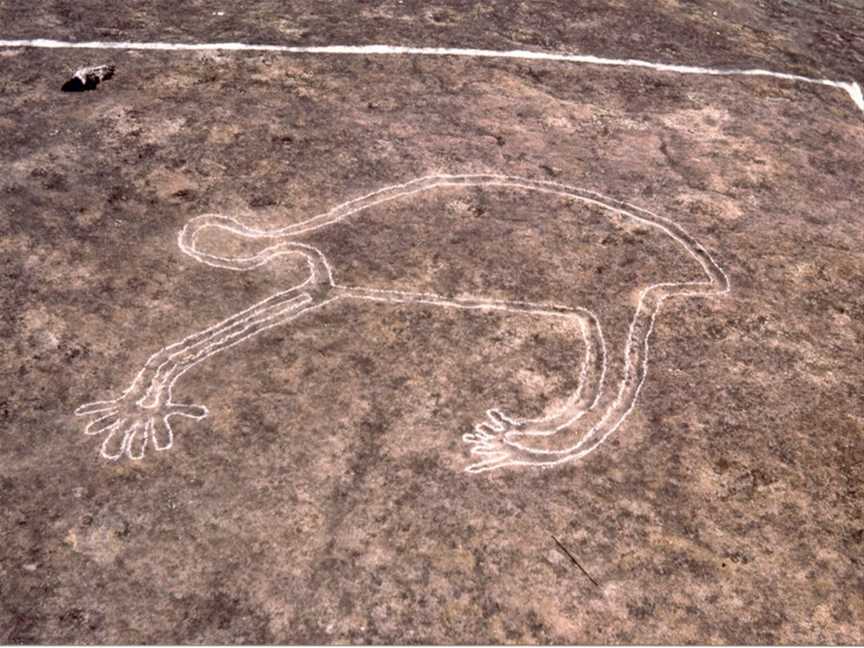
(1, 1, 862, 643)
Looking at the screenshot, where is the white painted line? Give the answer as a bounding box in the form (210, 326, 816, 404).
(75, 174, 729, 473)
(1, 38, 861, 113)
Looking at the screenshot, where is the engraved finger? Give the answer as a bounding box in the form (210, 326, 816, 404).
(85, 413, 122, 436)
(465, 453, 510, 473)
(169, 403, 208, 419)
(76, 400, 119, 416)
(486, 409, 515, 430)
(101, 422, 131, 460)
(473, 423, 496, 438)
(125, 421, 150, 460)
(151, 416, 174, 451)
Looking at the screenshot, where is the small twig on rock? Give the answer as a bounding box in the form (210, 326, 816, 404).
(552, 534, 600, 587)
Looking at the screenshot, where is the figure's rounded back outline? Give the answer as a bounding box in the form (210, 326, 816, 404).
(75, 174, 729, 472)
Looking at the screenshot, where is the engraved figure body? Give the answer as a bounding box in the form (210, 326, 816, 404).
(75, 174, 729, 472)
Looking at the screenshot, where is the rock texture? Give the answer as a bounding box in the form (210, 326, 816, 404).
(1, 1, 862, 643)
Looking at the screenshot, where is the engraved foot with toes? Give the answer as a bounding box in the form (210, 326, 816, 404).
(75, 396, 207, 461)
(462, 409, 533, 473)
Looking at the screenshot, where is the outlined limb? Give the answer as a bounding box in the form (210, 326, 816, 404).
(75, 174, 728, 472)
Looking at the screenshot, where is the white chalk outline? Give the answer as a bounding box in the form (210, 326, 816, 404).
(1, 38, 862, 113)
(75, 174, 729, 472)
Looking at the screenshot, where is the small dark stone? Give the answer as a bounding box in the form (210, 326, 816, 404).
(61, 65, 115, 92)
(61, 76, 92, 92)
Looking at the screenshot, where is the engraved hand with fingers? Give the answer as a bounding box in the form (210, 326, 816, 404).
(76, 396, 207, 460)
(462, 409, 536, 473)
